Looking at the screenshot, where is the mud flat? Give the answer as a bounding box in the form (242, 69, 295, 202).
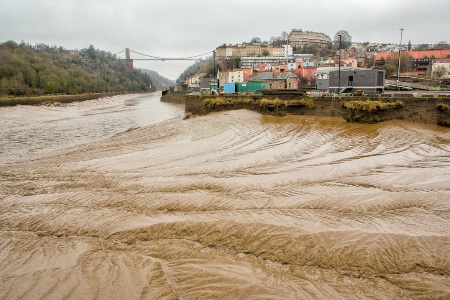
(1, 109, 450, 299)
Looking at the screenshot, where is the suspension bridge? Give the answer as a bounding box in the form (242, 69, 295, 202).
(115, 48, 214, 69)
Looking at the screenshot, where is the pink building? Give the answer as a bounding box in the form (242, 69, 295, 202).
(294, 66, 317, 83)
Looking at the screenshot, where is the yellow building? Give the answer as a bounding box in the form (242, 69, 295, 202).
(288, 29, 331, 48)
(216, 43, 288, 58)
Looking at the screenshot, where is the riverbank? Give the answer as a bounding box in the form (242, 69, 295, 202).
(0, 92, 123, 107)
(182, 93, 450, 126)
(160, 91, 188, 104)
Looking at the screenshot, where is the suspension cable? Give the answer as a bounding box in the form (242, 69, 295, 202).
(129, 49, 212, 60)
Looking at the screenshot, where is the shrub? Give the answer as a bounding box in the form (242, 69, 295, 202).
(437, 118, 450, 127)
(259, 98, 286, 108)
(342, 100, 403, 111)
(368, 115, 382, 123)
(259, 98, 273, 107)
(436, 103, 450, 112)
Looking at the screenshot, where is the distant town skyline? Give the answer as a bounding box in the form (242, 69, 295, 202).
(1, 0, 449, 80)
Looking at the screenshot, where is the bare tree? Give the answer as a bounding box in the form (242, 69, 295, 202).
(333, 30, 352, 49)
(250, 37, 262, 44)
(435, 41, 450, 49)
(271, 36, 284, 47)
(432, 66, 448, 80)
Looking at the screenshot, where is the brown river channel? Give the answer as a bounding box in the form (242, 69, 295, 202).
(1, 93, 450, 299)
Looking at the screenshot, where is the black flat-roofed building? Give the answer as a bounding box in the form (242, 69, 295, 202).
(329, 69, 385, 94)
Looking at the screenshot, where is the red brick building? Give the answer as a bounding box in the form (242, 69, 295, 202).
(375, 49, 450, 78)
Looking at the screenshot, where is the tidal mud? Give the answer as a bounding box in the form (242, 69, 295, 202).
(1, 106, 450, 299)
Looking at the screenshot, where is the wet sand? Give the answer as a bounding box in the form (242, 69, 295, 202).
(1, 108, 450, 299)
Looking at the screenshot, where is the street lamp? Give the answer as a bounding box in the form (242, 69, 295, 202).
(213, 50, 216, 83)
(338, 34, 342, 95)
(396, 28, 404, 91)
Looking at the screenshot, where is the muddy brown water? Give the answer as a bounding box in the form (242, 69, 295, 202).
(1, 94, 450, 299)
(0, 93, 184, 166)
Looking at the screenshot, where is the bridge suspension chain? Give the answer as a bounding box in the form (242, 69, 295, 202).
(120, 49, 213, 61)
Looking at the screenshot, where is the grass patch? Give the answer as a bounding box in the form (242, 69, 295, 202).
(342, 100, 404, 111)
(259, 98, 286, 108)
(286, 98, 315, 109)
(232, 97, 253, 104)
(203, 97, 227, 108)
(259, 98, 315, 109)
(202, 97, 253, 108)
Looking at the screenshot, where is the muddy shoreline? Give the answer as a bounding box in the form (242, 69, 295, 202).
(1, 105, 450, 298)
(0, 92, 125, 107)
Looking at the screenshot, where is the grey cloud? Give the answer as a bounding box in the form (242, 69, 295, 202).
(1, 0, 449, 79)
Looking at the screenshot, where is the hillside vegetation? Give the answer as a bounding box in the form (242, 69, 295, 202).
(0, 41, 155, 96)
(178, 57, 215, 84)
(140, 69, 175, 90)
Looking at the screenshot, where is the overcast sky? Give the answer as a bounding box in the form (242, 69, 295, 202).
(1, 0, 449, 80)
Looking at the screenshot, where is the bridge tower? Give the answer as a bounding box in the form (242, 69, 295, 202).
(125, 48, 134, 70)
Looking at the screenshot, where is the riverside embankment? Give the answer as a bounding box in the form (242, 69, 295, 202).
(161, 91, 450, 126)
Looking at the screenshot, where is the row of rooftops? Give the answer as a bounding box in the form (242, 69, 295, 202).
(375, 49, 450, 61)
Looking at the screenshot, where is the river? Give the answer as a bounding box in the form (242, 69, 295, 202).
(1, 94, 450, 299)
(0, 93, 184, 166)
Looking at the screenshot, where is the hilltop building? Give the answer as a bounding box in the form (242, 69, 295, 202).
(288, 29, 331, 48)
(216, 43, 291, 58)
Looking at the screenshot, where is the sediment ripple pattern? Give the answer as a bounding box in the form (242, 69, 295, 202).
(1, 110, 450, 299)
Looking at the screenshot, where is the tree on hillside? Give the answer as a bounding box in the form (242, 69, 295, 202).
(270, 36, 285, 47)
(0, 41, 154, 96)
(281, 31, 288, 41)
(250, 37, 262, 44)
(374, 53, 413, 78)
(435, 41, 450, 49)
(86, 45, 96, 59)
(415, 44, 430, 51)
(333, 30, 352, 49)
(365, 56, 375, 68)
(432, 66, 448, 80)
(293, 43, 334, 57)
